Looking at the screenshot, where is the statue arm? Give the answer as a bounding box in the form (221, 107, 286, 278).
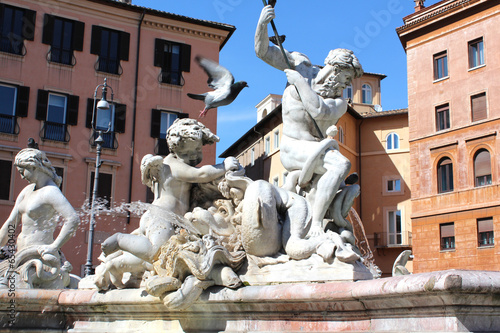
(170, 157, 239, 184)
(0, 189, 26, 247)
(285, 69, 329, 118)
(45, 189, 80, 251)
(255, 5, 293, 71)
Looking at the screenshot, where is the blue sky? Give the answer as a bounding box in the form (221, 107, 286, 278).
(133, 0, 425, 160)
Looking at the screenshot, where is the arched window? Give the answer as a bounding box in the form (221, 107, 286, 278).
(437, 157, 454, 193)
(474, 149, 492, 187)
(338, 126, 345, 144)
(386, 132, 399, 150)
(362, 84, 372, 104)
(343, 84, 353, 100)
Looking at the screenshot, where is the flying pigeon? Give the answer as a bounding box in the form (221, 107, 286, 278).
(188, 56, 248, 118)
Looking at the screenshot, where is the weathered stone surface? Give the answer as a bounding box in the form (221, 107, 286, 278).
(1, 270, 500, 332)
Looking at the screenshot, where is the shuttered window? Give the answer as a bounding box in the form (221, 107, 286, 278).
(91, 26, 130, 75)
(471, 92, 487, 122)
(154, 39, 191, 85)
(474, 149, 492, 187)
(36, 89, 79, 142)
(477, 218, 494, 247)
(434, 51, 448, 80)
(0, 4, 36, 55)
(437, 157, 454, 193)
(440, 223, 455, 250)
(150, 109, 188, 155)
(42, 14, 84, 65)
(436, 104, 450, 131)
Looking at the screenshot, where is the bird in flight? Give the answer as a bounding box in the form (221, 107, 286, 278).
(188, 56, 248, 118)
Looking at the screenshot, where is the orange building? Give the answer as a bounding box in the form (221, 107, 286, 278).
(397, 0, 500, 272)
(221, 73, 412, 277)
(0, 0, 234, 275)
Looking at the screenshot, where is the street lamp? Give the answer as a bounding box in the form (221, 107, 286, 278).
(84, 78, 113, 277)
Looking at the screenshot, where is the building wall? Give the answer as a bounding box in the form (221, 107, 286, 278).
(400, 0, 500, 272)
(0, 0, 232, 275)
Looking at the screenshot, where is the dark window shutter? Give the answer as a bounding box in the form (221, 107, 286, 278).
(42, 14, 54, 45)
(72, 20, 85, 52)
(154, 39, 164, 67)
(119, 31, 130, 61)
(471, 93, 487, 122)
(66, 94, 79, 126)
(16, 86, 30, 117)
(36, 90, 48, 121)
(180, 43, 191, 72)
(179, 112, 189, 119)
(22, 9, 36, 41)
(86, 98, 94, 128)
(150, 109, 161, 138)
(114, 103, 126, 133)
(90, 25, 102, 55)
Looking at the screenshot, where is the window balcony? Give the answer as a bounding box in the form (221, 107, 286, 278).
(374, 231, 412, 248)
(0, 114, 19, 134)
(40, 121, 70, 142)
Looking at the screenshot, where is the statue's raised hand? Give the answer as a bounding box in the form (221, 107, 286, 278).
(259, 5, 276, 26)
(224, 157, 239, 172)
(284, 69, 305, 86)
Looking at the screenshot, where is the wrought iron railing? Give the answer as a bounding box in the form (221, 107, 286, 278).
(374, 231, 412, 248)
(94, 57, 122, 75)
(40, 121, 70, 142)
(0, 114, 19, 134)
(46, 47, 76, 66)
(158, 70, 185, 86)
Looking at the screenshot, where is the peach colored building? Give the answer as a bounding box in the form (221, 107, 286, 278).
(397, 0, 500, 272)
(221, 73, 412, 277)
(0, 0, 234, 275)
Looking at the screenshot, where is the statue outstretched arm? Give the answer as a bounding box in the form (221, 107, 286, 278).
(255, 5, 293, 71)
(169, 157, 239, 184)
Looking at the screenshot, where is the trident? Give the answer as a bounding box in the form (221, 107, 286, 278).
(260, 0, 325, 140)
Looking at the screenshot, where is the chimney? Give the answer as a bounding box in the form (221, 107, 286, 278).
(414, 0, 425, 12)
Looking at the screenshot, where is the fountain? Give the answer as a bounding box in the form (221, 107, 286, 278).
(1, 3, 500, 332)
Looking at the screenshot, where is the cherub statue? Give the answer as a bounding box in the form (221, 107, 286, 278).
(0, 148, 79, 289)
(93, 118, 239, 290)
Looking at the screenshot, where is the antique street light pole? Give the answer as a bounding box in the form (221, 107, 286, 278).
(84, 78, 113, 277)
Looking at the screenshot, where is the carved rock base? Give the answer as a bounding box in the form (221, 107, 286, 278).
(238, 254, 373, 285)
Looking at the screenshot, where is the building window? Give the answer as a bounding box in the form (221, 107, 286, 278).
(89, 171, 113, 209)
(362, 84, 372, 104)
(387, 210, 402, 245)
(273, 130, 280, 150)
(273, 177, 279, 187)
(0, 83, 29, 134)
(338, 126, 345, 144)
(477, 218, 494, 247)
(154, 39, 191, 86)
(474, 149, 492, 187)
(386, 132, 399, 151)
(54, 166, 64, 191)
(150, 109, 187, 156)
(91, 26, 130, 75)
(0, 159, 12, 200)
(0, 4, 36, 55)
(436, 103, 450, 131)
(42, 15, 84, 65)
(471, 92, 487, 122)
(387, 179, 401, 192)
(343, 84, 353, 100)
(440, 222, 455, 250)
(282, 171, 288, 185)
(434, 51, 448, 80)
(36, 90, 79, 142)
(437, 157, 454, 193)
(265, 136, 271, 156)
(250, 147, 255, 166)
(85, 99, 126, 149)
(469, 37, 484, 69)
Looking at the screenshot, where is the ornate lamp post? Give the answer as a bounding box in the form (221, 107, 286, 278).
(84, 78, 113, 276)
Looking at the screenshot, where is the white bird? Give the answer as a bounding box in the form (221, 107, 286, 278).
(188, 56, 248, 118)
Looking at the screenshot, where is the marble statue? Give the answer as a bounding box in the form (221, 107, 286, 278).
(0, 148, 80, 289)
(256, 5, 364, 256)
(92, 118, 239, 290)
(392, 250, 412, 276)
